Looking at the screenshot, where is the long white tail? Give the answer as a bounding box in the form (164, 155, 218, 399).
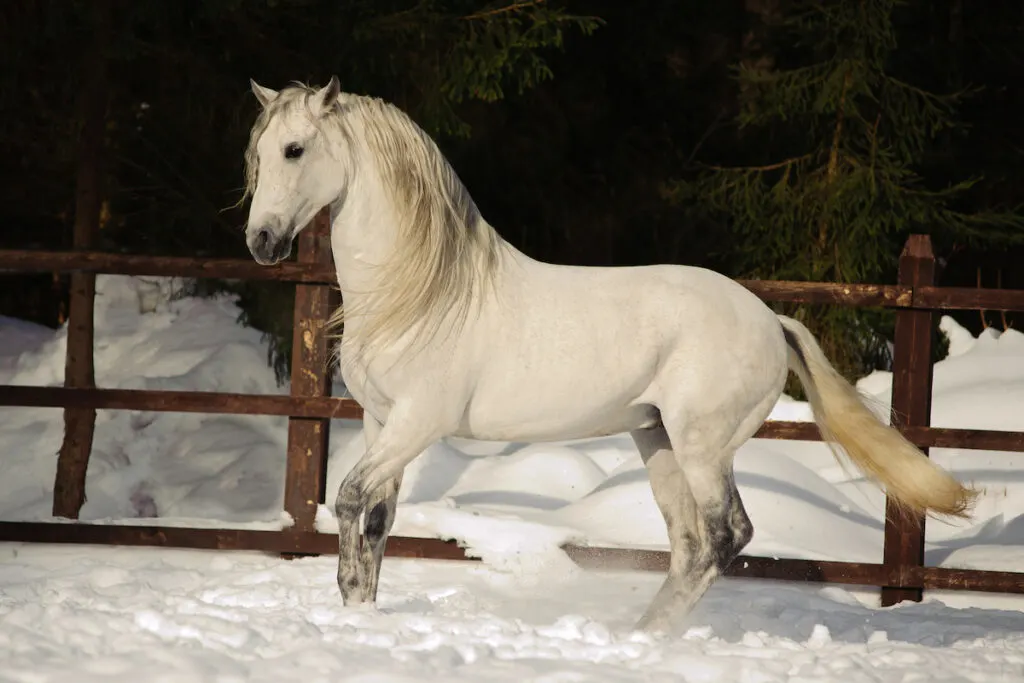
(778, 315, 976, 519)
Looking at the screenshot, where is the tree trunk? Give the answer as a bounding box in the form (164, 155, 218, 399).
(948, 0, 963, 89)
(52, 0, 112, 518)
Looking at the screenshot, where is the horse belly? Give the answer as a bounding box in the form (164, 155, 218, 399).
(456, 399, 660, 442)
(456, 345, 662, 442)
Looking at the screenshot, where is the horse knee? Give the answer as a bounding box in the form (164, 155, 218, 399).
(334, 481, 363, 521)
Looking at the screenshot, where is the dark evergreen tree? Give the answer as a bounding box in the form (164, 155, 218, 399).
(666, 0, 1024, 383)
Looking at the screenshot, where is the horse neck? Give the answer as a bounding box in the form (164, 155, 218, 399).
(327, 167, 400, 300)
(326, 110, 517, 352)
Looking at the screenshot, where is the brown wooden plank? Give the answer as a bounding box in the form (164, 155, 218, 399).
(1, 522, 1022, 594)
(0, 385, 363, 420)
(882, 235, 936, 606)
(3, 249, 924, 306)
(284, 210, 337, 533)
(755, 421, 1024, 452)
(0, 522, 470, 561)
(522, 546, 1024, 594)
(738, 280, 911, 307)
(0, 250, 337, 284)
(755, 421, 821, 441)
(902, 425, 1024, 451)
(8, 386, 1024, 453)
(917, 566, 1024, 594)
(8, 249, 1024, 314)
(728, 554, 891, 586)
(915, 286, 1024, 313)
(561, 545, 890, 586)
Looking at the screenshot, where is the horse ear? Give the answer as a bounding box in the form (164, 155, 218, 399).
(317, 75, 341, 112)
(250, 79, 279, 108)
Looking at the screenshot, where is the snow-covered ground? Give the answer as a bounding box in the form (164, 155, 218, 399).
(2, 274, 1024, 681)
(4, 544, 1024, 682)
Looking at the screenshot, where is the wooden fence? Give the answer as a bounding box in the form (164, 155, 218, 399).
(3, 212, 1024, 606)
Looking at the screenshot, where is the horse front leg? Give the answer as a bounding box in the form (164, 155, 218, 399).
(361, 472, 404, 602)
(355, 412, 406, 603)
(333, 406, 436, 606)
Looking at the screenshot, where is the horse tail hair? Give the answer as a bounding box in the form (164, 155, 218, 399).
(777, 314, 976, 519)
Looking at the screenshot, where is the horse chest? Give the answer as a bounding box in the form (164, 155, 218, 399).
(338, 357, 393, 423)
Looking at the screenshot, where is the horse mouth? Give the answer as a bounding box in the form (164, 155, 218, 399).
(249, 226, 294, 265)
(250, 236, 293, 265)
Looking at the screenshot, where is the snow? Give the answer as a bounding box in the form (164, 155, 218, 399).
(4, 545, 1024, 682)
(3, 545, 1024, 682)
(2, 274, 1024, 681)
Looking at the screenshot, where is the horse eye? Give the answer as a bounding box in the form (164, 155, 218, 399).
(284, 143, 304, 160)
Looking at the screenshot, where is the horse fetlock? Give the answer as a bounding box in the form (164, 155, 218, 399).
(714, 497, 753, 570)
(338, 567, 363, 601)
(708, 526, 739, 571)
(731, 512, 754, 556)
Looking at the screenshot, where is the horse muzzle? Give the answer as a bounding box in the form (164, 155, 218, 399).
(247, 224, 293, 265)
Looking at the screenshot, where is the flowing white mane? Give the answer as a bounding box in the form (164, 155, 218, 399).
(244, 83, 505, 356)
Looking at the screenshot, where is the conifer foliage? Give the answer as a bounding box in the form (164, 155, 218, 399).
(667, 0, 1024, 380)
(350, 0, 601, 137)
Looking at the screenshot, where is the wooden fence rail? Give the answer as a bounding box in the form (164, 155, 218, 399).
(4, 386, 1024, 451)
(2, 220, 1024, 601)
(9, 248, 1024, 312)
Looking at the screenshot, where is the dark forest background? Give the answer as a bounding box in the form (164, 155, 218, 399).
(3, 0, 1024, 383)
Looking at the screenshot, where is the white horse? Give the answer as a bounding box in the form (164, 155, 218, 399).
(243, 77, 975, 632)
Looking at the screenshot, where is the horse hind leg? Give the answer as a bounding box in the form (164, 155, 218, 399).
(631, 424, 699, 633)
(631, 425, 752, 633)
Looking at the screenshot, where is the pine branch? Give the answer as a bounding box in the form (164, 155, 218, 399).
(884, 73, 972, 106)
(463, 0, 546, 21)
(703, 153, 813, 173)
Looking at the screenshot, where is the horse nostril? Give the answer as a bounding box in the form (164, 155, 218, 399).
(255, 228, 270, 250)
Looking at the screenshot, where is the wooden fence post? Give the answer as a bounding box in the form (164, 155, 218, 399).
(881, 234, 936, 606)
(282, 208, 337, 534)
